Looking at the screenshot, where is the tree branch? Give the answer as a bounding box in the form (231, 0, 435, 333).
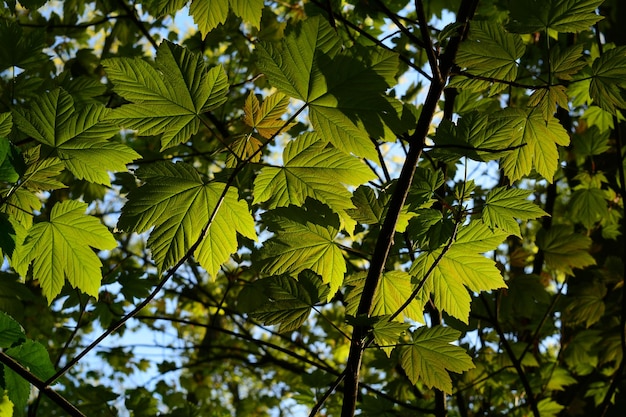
(339, 2, 479, 416)
(0, 351, 85, 417)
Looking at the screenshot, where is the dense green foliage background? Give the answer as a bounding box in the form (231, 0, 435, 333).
(1, 0, 626, 416)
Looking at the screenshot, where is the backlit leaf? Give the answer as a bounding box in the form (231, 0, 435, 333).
(507, 0, 604, 33)
(12, 88, 138, 185)
(590, 46, 626, 114)
(536, 225, 596, 275)
(399, 326, 474, 393)
(12, 200, 117, 303)
(489, 108, 570, 182)
(253, 133, 377, 229)
(246, 273, 328, 333)
(103, 41, 229, 149)
(410, 222, 507, 322)
(258, 202, 345, 297)
(117, 161, 256, 277)
(372, 320, 410, 357)
(456, 21, 525, 95)
(482, 187, 548, 237)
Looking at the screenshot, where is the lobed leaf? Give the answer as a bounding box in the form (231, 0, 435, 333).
(399, 326, 474, 393)
(117, 161, 256, 277)
(12, 200, 117, 303)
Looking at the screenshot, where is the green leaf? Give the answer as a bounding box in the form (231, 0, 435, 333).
(229, 0, 263, 28)
(572, 126, 610, 160)
(253, 133, 376, 231)
(536, 225, 596, 275)
(399, 326, 474, 393)
(2, 367, 28, 416)
(410, 223, 507, 322)
(482, 187, 548, 237)
(372, 320, 410, 357)
(190, 0, 263, 36)
(256, 17, 403, 158)
(489, 108, 570, 182)
(454, 221, 509, 252)
(0, 138, 24, 183)
(550, 44, 587, 80)
(581, 106, 616, 133)
(19, 146, 66, 192)
(569, 187, 608, 228)
(590, 46, 626, 114)
(246, 273, 328, 333)
(507, 0, 604, 33)
(407, 209, 455, 251)
(243, 91, 292, 139)
(537, 398, 564, 417)
(189, 0, 229, 35)
(0, 20, 47, 71)
(258, 202, 345, 297)
(563, 282, 606, 327)
(103, 41, 229, 149)
(0, 113, 11, 137)
(307, 106, 377, 159)
(527, 85, 569, 120)
(5, 340, 55, 380)
(456, 21, 525, 95)
(0, 311, 24, 348)
(345, 271, 426, 324)
(0, 392, 13, 417)
(12, 88, 138, 185)
(255, 16, 341, 102)
(347, 185, 416, 233)
(117, 161, 256, 277)
(0, 188, 41, 228)
(12, 200, 117, 303)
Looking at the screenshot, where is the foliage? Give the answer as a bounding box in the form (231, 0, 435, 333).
(0, 0, 625, 416)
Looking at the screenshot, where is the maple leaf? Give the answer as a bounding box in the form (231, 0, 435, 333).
(456, 21, 526, 95)
(253, 133, 377, 232)
(256, 16, 409, 159)
(12, 200, 117, 303)
(488, 108, 570, 182)
(103, 40, 229, 150)
(12, 88, 138, 185)
(258, 201, 345, 297)
(399, 326, 474, 393)
(344, 271, 426, 324)
(242, 272, 329, 333)
(243, 91, 292, 139)
(508, 0, 604, 33)
(536, 225, 596, 275)
(410, 222, 507, 322)
(482, 187, 548, 237)
(117, 161, 256, 277)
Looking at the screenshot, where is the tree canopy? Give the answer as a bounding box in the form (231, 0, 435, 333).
(0, 0, 625, 416)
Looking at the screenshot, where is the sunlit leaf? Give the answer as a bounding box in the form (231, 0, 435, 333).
(489, 108, 570, 182)
(253, 133, 376, 230)
(258, 202, 345, 297)
(117, 161, 256, 277)
(13, 88, 138, 185)
(410, 222, 507, 322)
(103, 41, 229, 149)
(12, 200, 117, 303)
(456, 21, 525, 95)
(507, 0, 604, 33)
(482, 187, 548, 237)
(399, 326, 474, 393)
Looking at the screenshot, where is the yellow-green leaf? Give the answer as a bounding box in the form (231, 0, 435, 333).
(12, 200, 116, 303)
